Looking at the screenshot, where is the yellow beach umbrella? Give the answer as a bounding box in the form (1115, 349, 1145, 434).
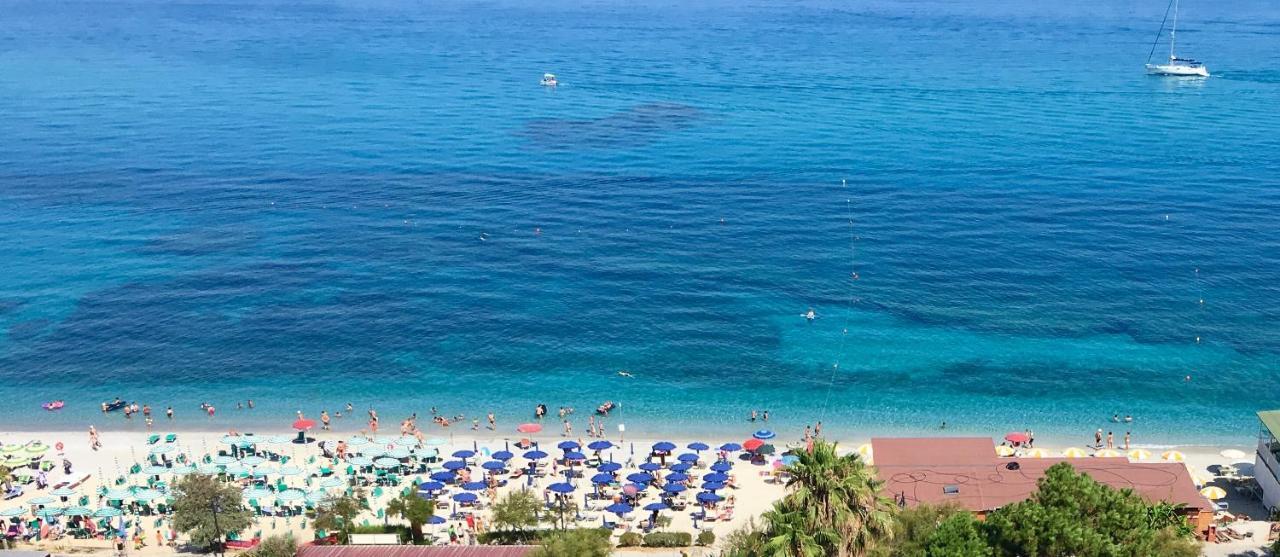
(1024, 448, 1050, 458)
(856, 444, 874, 464)
(1161, 450, 1185, 462)
(995, 445, 1016, 457)
(1127, 449, 1152, 460)
(1191, 473, 1212, 487)
(1061, 447, 1088, 458)
(1094, 449, 1123, 458)
(1199, 486, 1227, 500)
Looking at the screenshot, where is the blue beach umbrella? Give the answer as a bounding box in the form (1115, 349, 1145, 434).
(626, 472, 653, 484)
(418, 481, 445, 492)
(702, 482, 726, 491)
(563, 451, 586, 461)
(481, 460, 506, 471)
(663, 483, 687, 494)
(704, 472, 729, 483)
(652, 441, 676, 452)
(547, 482, 575, 494)
(591, 473, 615, 484)
(452, 492, 478, 503)
(442, 460, 467, 471)
(523, 450, 548, 460)
(643, 502, 669, 511)
(638, 462, 661, 472)
(587, 440, 613, 451)
(427, 515, 446, 525)
(677, 453, 699, 463)
(665, 472, 689, 483)
(687, 442, 710, 452)
(491, 450, 514, 461)
(462, 481, 488, 491)
(710, 462, 733, 472)
(557, 441, 580, 451)
(669, 462, 692, 473)
(598, 462, 622, 473)
(605, 503, 633, 516)
(452, 450, 476, 459)
(697, 492, 724, 503)
(429, 471, 456, 482)
(753, 430, 776, 440)
(780, 455, 799, 466)
(719, 443, 742, 452)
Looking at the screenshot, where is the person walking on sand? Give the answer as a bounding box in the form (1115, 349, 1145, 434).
(321, 410, 330, 430)
(88, 425, 101, 451)
(563, 420, 572, 437)
(1106, 431, 1114, 449)
(487, 412, 496, 431)
(1123, 431, 1131, 450)
(1094, 428, 1103, 448)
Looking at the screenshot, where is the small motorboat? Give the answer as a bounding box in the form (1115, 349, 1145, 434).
(42, 400, 65, 411)
(540, 73, 558, 87)
(102, 399, 127, 412)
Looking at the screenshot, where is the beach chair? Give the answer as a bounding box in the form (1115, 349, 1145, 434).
(165, 434, 178, 443)
(147, 435, 160, 445)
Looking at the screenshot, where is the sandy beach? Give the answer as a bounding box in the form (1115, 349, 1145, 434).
(1, 419, 1272, 556)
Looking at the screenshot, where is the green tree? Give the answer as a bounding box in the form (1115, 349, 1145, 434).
(248, 534, 297, 557)
(0, 465, 12, 491)
(761, 507, 831, 557)
(313, 489, 367, 544)
(876, 504, 971, 557)
(924, 513, 991, 557)
(984, 463, 1199, 557)
(171, 474, 254, 551)
(534, 528, 612, 557)
(721, 518, 768, 557)
(385, 492, 434, 545)
(491, 489, 542, 532)
(777, 441, 895, 556)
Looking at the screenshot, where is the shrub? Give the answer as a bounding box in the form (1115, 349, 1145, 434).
(643, 531, 692, 547)
(479, 530, 539, 545)
(696, 530, 716, 546)
(248, 534, 296, 557)
(618, 532, 643, 547)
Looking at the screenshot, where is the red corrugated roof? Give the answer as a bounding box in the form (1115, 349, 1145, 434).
(298, 545, 537, 557)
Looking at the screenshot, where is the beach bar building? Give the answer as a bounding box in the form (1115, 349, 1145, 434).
(1254, 410, 1280, 511)
(871, 437, 1214, 534)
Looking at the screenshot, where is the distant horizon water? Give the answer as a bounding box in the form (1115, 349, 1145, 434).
(2, 0, 1279, 446)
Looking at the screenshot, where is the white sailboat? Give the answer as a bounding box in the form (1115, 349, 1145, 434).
(1146, 0, 1209, 77)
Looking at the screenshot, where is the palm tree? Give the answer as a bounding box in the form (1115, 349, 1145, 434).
(760, 507, 828, 557)
(386, 491, 434, 545)
(778, 440, 895, 557)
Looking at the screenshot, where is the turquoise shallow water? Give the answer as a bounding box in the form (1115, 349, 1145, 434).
(1, 0, 1279, 445)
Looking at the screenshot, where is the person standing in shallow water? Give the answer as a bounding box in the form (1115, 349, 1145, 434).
(321, 410, 330, 430)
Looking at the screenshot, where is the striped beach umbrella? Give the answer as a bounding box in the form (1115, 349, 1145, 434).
(995, 446, 1016, 457)
(346, 436, 371, 447)
(1061, 447, 1088, 458)
(856, 444, 874, 462)
(276, 489, 306, 503)
(1128, 449, 1152, 460)
(62, 506, 94, 516)
(0, 507, 25, 517)
(172, 464, 197, 476)
(1094, 449, 1123, 458)
(50, 487, 76, 498)
(28, 495, 58, 505)
(25, 444, 49, 456)
(150, 444, 178, 455)
(92, 507, 123, 518)
(1199, 486, 1227, 500)
(34, 507, 63, 519)
(348, 456, 373, 467)
(1023, 448, 1050, 458)
(142, 465, 170, 476)
(1161, 450, 1185, 462)
(241, 456, 266, 467)
(277, 465, 304, 477)
(132, 489, 162, 502)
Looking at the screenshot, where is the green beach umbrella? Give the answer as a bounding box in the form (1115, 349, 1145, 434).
(425, 438, 447, 447)
(241, 456, 266, 467)
(266, 435, 293, 445)
(104, 488, 132, 501)
(24, 444, 48, 456)
(318, 476, 345, 489)
(385, 447, 411, 459)
(212, 455, 236, 465)
(149, 444, 178, 455)
(196, 463, 221, 475)
(346, 436, 370, 447)
(28, 495, 58, 505)
(34, 507, 63, 519)
(277, 465, 303, 477)
(394, 436, 420, 447)
(360, 446, 387, 458)
(93, 507, 123, 518)
(62, 506, 93, 516)
(348, 456, 373, 467)
(373, 457, 399, 469)
(242, 487, 272, 500)
(0, 444, 22, 454)
(171, 464, 197, 476)
(142, 465, 170, 476)
(0, 507, 25, 517)
(50, 487, 76, 498)
(414, 448, 439, 459)
(131, 489, 162, 502)
(276, 489, 305, 503)
(12, 470, 34, 480)
(5, 456, 31, 468)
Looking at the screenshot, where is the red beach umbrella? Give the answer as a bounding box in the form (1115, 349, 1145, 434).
(293, 418, 316, 431)
(1004, 432, 1029, 444)
(742, 439, 764, 452)
(517, 423, 542, 434)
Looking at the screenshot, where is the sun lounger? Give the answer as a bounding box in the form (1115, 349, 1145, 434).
(3, 486, 23, 500)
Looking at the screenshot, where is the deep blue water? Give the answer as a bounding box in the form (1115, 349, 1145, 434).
(2, 0, 1279, 444)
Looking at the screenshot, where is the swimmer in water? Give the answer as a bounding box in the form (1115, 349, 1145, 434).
(804, 309, 816, 321)
(617, 371, 633, 378)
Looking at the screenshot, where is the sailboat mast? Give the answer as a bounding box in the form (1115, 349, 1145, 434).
(1170, 0, 1179, 60)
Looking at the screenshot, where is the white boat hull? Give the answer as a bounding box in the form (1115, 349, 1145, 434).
(1146, 63, 1209, 77)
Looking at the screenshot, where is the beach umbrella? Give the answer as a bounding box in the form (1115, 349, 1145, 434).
(277, 465, 303, 476)
(591, 473, 615, 485)
(1004, 432, 1030, 444)
(149, 444, 177, 455)
(220, 435, 245, 445)
(212, 455, 236, 465)
(995, 446, 1016, 457)
(598, 462, 622, 473)
(587, 440, 614, 451)
(643, 502, 669, 511)
(1199, 486, 1227, 500)
(224, 463, 249, 475)
(292, 418, 316, 431)
(374, 436, 397, 446)
(196, 463, 221, 475)
(276, 489, 306, 503)
(318, 476, 346, 489)
(142, 465, 169, 476)
(1161, 450, 1185, 462)
(171, 465, 194, 476)
(34, 508, 63, 519)
(374, 458, 400, 469)
(677, 453, 699, 463)
(687, 442, 710, 452)
(1220, 449, 1248, 460)
(605, 503, 633, 516)
(427, 515, 446, 525)
(1094, 449, 1123, 458)
(1061, 447, 1088, 458)
(418, 481, 445, 492)
(638, 462, 661, 472)
(756, 444, 776, 456)
(702, 482, 726, 491)
(556, 441, 580, 451)
(452, 492, 478, 503)
(666, 472, 689, 483)
(442, 460, 467, 471)
(462, 481, 488, 491)
(491, 450, 514, 461)
(395, 436, 420, 447)
(1128, 449, 1152, 460)
(62, 506, 93, 516)
(697, 492, 724, 503)
(266, 435, 293, 445)
(348, 456, 374, 467)
(93, 507, 123, 518)
(548, 482, 575, 494)
(481, 461, 506, 471)
(0, 507, 25, 518)
(360, 446, 387, 458)
(2, 456, 29, 468)
(425, 438, 448, 447)
(0, 444, 20, 454)
(1023, 448, 1050, 459)
(670, 462, 693, 473)
(414, 447, 440, 460)
(243, 487, 272, 500)
(346, 436, 371, 447)
(622, 484, 640, 496)
(241, 456, 266, 467)
(663, 483, 687, 494)
(719, 443, 742, 452)
(385, 447, 412, 459)
(516, 423, 542, 434)
(429, 471, 456, 482)
(564, 451, 586, 461)
(452, 449, 476, 459)
(652, 441, 676, 452)
(703, 472, 729, 483)
(132, 489, 162, 502)
(752, 430, 776, 440)
(50, 487, 77, 498)
(28, 495, 58, 505)
(742, 439, 764, 452)
(523, 450, 548, 460)
(626, 472, 653, 484)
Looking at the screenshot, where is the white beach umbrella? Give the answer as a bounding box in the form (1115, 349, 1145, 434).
(1127, 449, 1152, 460)
(856, 444, 873, 464)
(1161, 450, 1185, 462)
(1199, 486, 1227, 500)
(1023, 448, 1050, 458)
(1219, 449, 1248, 461)
(1094, 449, 1123, 458)
(994, 446, 1016, 457)
(1061, 447, 1088, 458)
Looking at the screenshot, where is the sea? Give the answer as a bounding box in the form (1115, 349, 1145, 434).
(1, 0, 1279, 446)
